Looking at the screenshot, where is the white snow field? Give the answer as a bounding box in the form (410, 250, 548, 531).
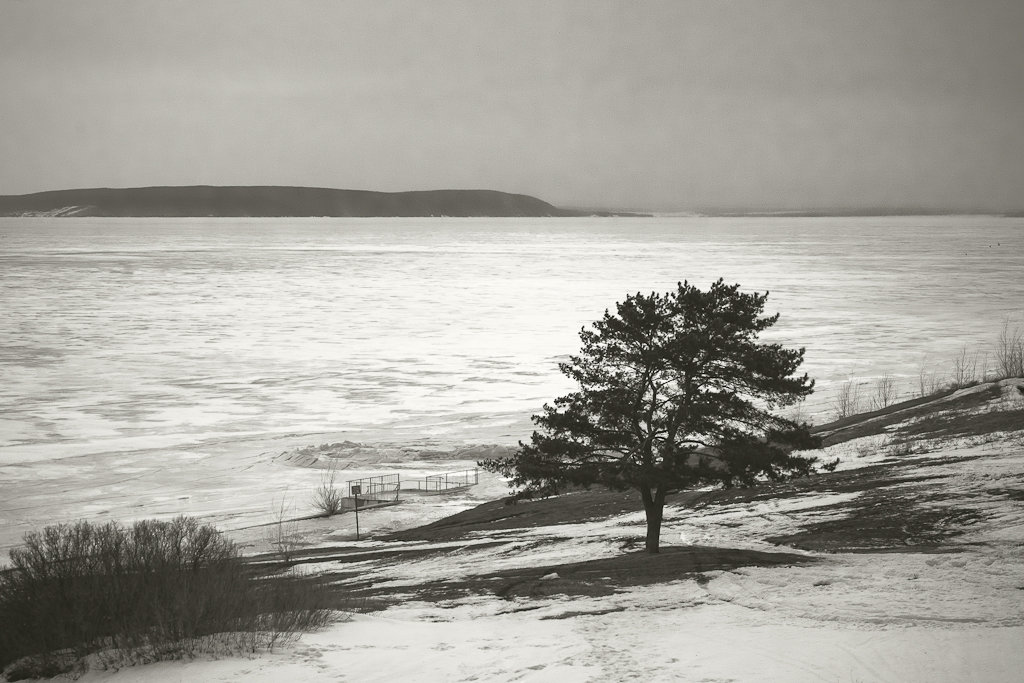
(9, 380, 1024, 682)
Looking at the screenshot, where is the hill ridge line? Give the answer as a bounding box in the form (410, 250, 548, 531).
(0, 185, 639, 218)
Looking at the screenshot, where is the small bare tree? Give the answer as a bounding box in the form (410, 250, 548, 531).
(871, 373, 897, 410)
(832, 379, 861, 420)
(951, 345, 981, 388)
(995, 319, 1024, 379)
(916, 361, 943, 397)
(266, 495, 300, 561)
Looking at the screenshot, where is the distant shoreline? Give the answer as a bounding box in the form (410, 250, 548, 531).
(0, 185, 649, 219)
(2, 186, 1018, 219)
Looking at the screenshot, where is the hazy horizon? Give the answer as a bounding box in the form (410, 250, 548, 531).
(2, 1, 1023, 213)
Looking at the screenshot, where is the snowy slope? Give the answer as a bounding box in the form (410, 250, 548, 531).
(16, 380, 1024, 682)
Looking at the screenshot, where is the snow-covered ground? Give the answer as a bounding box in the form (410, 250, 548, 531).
(67, 602, 1024, 683)
(8, 381, 1024, 681)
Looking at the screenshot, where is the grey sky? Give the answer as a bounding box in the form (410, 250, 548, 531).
(1, 0, 1022, 211)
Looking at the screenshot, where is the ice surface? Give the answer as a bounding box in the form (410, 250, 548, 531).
(4, 216, 1024, 455)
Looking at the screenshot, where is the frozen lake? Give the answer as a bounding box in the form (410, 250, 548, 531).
(2, 215, 1022, 463)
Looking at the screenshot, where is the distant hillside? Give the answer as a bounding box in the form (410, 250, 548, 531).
(0, 186, 598, 218)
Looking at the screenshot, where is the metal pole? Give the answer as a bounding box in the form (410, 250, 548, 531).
(354, 492, 360, 541)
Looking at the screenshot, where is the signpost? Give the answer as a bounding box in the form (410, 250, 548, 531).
(351, 484, 361, 541)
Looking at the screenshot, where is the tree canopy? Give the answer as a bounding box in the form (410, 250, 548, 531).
(483, 279, 831, 553)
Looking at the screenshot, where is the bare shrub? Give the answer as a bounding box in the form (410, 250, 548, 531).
(312, 465, 345, 516)
(951, 345, 983, 388)
(832, 379, 861, 420)
(871, 373, 898, 410)
(266, 495, 301, 562)
(995, 319, 1024, 379)
(917, 361, 944, 397)
(0, 517, 334, 679)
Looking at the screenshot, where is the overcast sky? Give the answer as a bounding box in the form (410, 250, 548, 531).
(1, 0, 1022, 211)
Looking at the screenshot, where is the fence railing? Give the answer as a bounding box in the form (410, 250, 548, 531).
(344, 473, 400, 503)
(334, 469, 479, 509)
(402, 468, 479, 493)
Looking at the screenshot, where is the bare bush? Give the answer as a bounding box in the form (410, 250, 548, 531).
(266, 495, 301, 562)
(871, 373, 898, 410)
(995, 319, 1024, 379)
(0, 517, 334, 679)
(917, 361, 944, 397)
(312, 465, 345, 516)
(832, 379, 861, 420)
(951, 345, 983, 388)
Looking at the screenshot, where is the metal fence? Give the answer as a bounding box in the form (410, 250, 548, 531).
(344, 473, 400, 503)
(402, 468, 479, 493)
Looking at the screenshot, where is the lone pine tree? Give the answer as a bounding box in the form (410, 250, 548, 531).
(483, 280, 830, 553)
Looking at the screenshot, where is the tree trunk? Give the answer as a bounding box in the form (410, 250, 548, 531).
(640, 486, 667, 553)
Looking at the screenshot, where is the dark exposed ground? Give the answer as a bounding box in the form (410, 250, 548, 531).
(337, 546, 813, 605)
(762, 466, 987, 552)
(265, 537, 814, 607)
(383, 447, 1001, 555)
(390, 489, 644, 543)
(809, 382, 1007, 446)
(255, 486, 822, 607)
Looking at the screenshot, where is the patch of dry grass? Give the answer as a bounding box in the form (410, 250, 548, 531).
(0, 517, 335, 680)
